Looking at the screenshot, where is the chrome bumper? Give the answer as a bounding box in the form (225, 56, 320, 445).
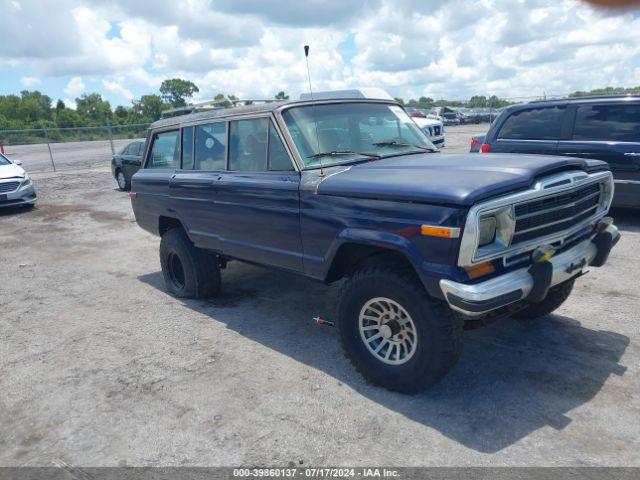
(440, 224, 620, 316)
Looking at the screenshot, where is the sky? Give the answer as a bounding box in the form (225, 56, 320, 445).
(1, 0, 640, 108)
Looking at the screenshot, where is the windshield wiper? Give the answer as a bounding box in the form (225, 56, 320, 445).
(307, 150, 381, 160)
(372, 140, 436, 152)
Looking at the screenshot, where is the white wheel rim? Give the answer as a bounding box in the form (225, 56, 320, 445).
(358, 297, 418, 366)
(117, 172, 126, 189)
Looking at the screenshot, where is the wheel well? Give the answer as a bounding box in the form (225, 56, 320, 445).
(158, 216, 184, 236)
(325, 243, 418, 284)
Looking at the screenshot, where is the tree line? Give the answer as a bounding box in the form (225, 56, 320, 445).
(393, 95, 513, 109)
(1, 79, 638, 133)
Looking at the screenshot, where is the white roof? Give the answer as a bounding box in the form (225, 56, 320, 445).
(299, 88, 394, 101)
(413, 116, 443, 127)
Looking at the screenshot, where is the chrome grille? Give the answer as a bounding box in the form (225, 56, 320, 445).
(457, 170, 614, 267)
(0, 181, 20, 193)
(512, 182, 601, 245)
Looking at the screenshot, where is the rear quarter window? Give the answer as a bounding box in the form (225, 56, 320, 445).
(573, 104, 640, 142)
(498, 106, 566, 140)
(146, 130, 180, 169)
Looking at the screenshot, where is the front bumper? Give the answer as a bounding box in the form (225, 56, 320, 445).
(440, 222, 620, 316)
(0, 181, 37, 208)
(430, 136, 445, 147)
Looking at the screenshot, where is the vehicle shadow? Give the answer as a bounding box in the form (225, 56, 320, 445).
(0, 205, 35, 217)
(611, 207, 640, 233)
(138, 265, 629, 454)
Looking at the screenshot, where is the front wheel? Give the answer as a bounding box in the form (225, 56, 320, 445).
(337, 265, 463, 394)
(159, 228, 221, 299)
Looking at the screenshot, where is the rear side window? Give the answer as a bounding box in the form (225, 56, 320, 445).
(498, 106, 566, 140)
(182, 126, 194, 169)
(147, 130, 180, 169)
(229, 118, 269, 171)
(573, 104, 640, 142)
(268, 122, 294, 171)
(195, 122, 227, 170)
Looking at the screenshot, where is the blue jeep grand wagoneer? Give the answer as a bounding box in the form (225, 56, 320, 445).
(131, 97, 620, 393)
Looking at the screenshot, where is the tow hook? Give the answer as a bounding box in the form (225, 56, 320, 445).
(565, 258, 587, 274)
(313, 316, 335, 328)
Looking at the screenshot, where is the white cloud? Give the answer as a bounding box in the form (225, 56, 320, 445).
(63, 98, 77, 109)
(64, 77, 85, 97)
(20, 76, 41, 87)
(101, 79, 134, 101)
(1, 0, 639, 105)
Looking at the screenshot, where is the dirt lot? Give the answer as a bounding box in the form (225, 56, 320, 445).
(1, 134, 639, 466)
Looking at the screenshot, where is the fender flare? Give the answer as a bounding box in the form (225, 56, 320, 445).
(324, 227, 424, 275)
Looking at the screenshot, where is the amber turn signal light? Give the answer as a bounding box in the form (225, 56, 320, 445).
(420, 225, 461, 238)
(464, 261, 495, 280)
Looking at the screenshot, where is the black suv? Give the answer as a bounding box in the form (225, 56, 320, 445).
(471, 96, 640, 208)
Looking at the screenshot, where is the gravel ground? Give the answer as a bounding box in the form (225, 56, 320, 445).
(1, 133, 639, 466)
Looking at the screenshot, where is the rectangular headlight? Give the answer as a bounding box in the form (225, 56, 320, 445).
(478, 216, 497, 246)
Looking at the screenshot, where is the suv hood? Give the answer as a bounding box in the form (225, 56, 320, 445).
(0, 162, 26, 180)
(312, 153, 609, 206)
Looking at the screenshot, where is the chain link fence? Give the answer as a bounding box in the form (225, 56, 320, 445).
(0, 120, 491, 174)
(0, 124, 149, 173)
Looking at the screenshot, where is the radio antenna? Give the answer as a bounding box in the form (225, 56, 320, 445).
(304, 45, 324, 177)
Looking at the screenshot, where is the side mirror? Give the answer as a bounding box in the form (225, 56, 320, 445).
(13, 159, 22, 166)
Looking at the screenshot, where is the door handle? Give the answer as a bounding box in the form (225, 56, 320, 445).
(623, 152, 640, 157)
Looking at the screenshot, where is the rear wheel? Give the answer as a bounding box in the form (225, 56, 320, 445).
(512, 279, 575, 320)
(337, 265, 463, 394)
(160, 228, 221, 299)
(116, 170, 130, 191)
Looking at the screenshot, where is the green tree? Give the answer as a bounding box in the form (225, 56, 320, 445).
(56, 99, 66, 112)
(55, 109, 84, 128)
(275, 91, 289, 100)
(131, 94, 164, 122)
(418, 96, 434, 108)
(393, 97, 405, 105)
(114, 105, 129, 121)
(160, 78, 199, 107)
(486, 95, 511, 108)
(76, 93, 112, 125)
(18, 90, 53, 124)
(468, 95, 488, 108)
(0, 95, 21, 123)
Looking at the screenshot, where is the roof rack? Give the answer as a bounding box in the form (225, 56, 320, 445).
(161, 97, 281, 119)
(530, 93, 639, 103)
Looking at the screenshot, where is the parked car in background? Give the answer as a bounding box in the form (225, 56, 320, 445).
(470, 134, 485, 152)
(130, 96, 619, 393)
(412, 115, 445, 148)
(470, 96, 640, 208)
(111, 140, 146, 191)
(0, 154, 37, 208)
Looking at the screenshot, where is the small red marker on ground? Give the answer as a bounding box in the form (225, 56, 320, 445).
(313, 316, 335, 327)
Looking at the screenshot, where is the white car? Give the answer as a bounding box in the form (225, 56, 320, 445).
(0, 154, 37, 208)
(412, 116, 445, 148)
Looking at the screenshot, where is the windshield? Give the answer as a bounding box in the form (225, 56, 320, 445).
(0, 154, 11, 166)
(281, 102, 436, 168)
